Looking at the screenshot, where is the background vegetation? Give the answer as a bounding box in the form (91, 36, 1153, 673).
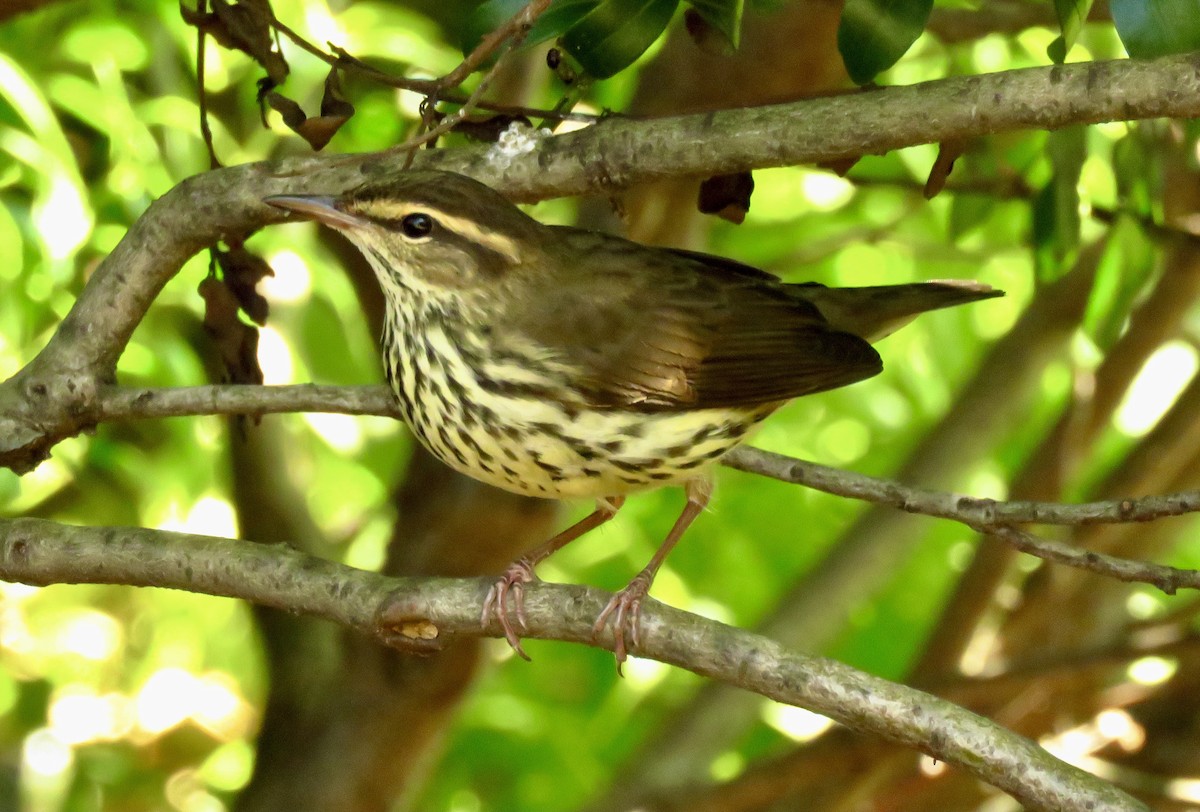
(1, 0, 1199, 810)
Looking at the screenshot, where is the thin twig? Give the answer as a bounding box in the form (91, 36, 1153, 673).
(985, 525, 1200, 593)
(439, 0, 554, 89)
(268, 3, 597, 124)
(722, 447, 1200, 526)
(391, 0, 556, 156)
(394, 59, 512, 155)
(723, 446, 1200, 594)
(87, 382, 1200, 595)
(92, 383, 1200, 528)
(195, 0, 220, 168)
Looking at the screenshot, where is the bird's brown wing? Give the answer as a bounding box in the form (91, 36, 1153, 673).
(505, 230, 882, 412)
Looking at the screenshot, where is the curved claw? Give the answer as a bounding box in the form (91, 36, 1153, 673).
(593, 572, 653, 672)
(482, 559, 538, 660)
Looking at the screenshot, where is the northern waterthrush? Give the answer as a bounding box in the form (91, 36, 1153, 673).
(266, 170, 1002, 663)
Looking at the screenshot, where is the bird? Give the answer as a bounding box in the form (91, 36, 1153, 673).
(265, 170, 1002, 664)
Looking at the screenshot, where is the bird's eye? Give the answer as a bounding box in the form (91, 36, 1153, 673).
(400, 213, 434, 239)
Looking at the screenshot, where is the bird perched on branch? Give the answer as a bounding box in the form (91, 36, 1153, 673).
(266, 170, 1002, 665)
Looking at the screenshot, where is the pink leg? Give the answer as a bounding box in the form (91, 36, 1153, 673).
(483, 496, 624, 660)
(594, 477, 713, 669)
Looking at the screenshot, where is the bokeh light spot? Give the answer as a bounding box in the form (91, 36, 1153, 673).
(763, 703, 834, 742)
(1114, 341, 1198, 436)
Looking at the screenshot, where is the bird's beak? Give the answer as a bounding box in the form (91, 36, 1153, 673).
(264, 195, 367, 230)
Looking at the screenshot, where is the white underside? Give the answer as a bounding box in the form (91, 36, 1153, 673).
(396, 321, 760, 499)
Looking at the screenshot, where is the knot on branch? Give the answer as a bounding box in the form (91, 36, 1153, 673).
(0, 367, 102, 473)
(376, 591, 448, 654)
(954, 495, 1000, 525)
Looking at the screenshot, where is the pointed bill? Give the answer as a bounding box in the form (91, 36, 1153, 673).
(264, 195, 367, 230)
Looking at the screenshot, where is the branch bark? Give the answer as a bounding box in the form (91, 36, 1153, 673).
(5, 53, 1200, 470)
(0, 516, 1149, 812)
(73, 380, 1200, 558)
(84, 381, 1200, 593)
(4, 47, 1199, 812)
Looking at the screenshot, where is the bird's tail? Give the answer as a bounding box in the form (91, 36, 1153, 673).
(794, 280, 1004, 342)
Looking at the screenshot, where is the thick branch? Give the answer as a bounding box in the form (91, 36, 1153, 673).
(4, 53, 1200, 471)
(0, 517, 1147, 812)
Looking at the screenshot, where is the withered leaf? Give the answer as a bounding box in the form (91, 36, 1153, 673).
(698, 171, 754, 224)
(181, 0, 289, 85)
(925, 138, 967, 199)
(265, 67, 354, 150)
(198, 275, 264, 386)
(319, 66, 353, 120)
(266, 91, 306, 130)
(213, 243, 273, 325)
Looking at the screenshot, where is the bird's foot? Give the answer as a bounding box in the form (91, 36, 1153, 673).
(593, 571, 653, 672)
(482, 559, 539, 660)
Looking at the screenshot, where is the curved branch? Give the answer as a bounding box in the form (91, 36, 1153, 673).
(0, 516, 1147, 812)
(4, 52, 1200, 471)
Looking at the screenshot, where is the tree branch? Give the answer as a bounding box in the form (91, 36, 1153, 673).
(721, 447, 1200, 527)
(0, 516, 1148, 812)
(95, 380, 1200, 532)
(85, 382, 1200, 594)
(97, 383, 400, 420)
(4, 52, 1200, 472)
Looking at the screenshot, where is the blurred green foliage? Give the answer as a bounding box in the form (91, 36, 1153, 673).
(0, 1, 1196, 811)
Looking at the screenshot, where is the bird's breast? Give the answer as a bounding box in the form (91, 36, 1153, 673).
(380, 314, 773, 499)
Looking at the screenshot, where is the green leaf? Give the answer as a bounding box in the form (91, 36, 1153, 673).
(460, 0, 595, 59)
(948, 194, 992, 240)
(1047, 0, 1094, 63)
(1112, 129, 1160, 218)
(534, 0, 604, 41)
(1084, 216, 1156, 350)
(685, 0, 744, 49)
(836, 0, 933, 85)
(559, 0, 679, 78)
(1111, 0, 1200, 58)
(1031, 127, 1086, 283)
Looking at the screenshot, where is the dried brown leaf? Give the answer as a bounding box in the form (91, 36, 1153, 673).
(182, 0, 289, 85)
(213, 244, 273, 325)
(198, 275, 264, 386)
(925, 138, 968, 199)
(319, 66, 353, 119)
(698, 171, 754, 224)
(265, 91, 306, 130)
(265, 67, 354, 150)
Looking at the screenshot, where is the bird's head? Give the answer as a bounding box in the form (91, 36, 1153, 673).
(265, 170, 544, 300)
